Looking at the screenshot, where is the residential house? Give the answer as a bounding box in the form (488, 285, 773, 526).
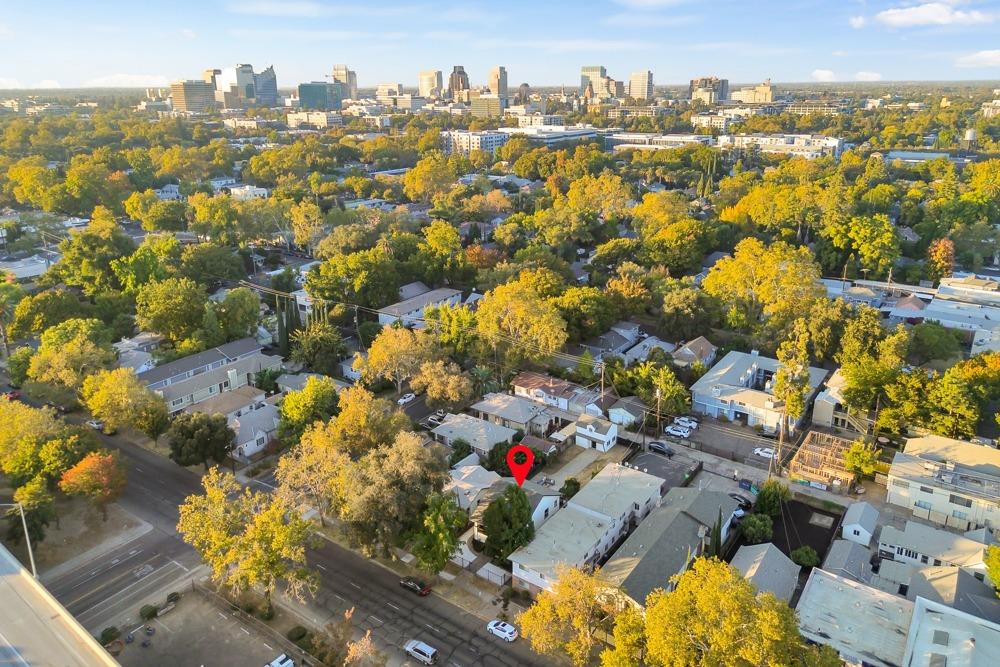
(376, 287, 462, 328)
(339, 351, 366, 382)
(690, 350, 827, 435)
(842, 501, 879, 547)
(431, 413, 517, 458)
(445, 465, 503, 511)
(573, 414, 618, 452)
(113, 332, 164, 374)
(183, 385, 278, 460)
(601, 488, 740, 607)
(468, 478, 560, 541)
(901, 596, 1000, 666)
(511, 371, 617, 417)
(608, 396, 648, 428)
(730, 543, 800, 603)
(670, 336, 718, 368)
(622, 336, 677, 367)
(797, 568, 914, 667)
(275, 372, 349, 394)
(823, 539, 873, 583)
(138, 338, 282, 414)
(812, 368, 873, 434)
(886, 434, 1000, 530)
(878, 521, 994, 578)
(469, 393, 556, 436)
(579, 321, 642, 362)
(398, 281, 430, 301)
(905, 566, 1000, 621)
(510, 464, 664, 594)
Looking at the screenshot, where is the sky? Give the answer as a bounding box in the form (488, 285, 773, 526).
(1, 0, 999, 89)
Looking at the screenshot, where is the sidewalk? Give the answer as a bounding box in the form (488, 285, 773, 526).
(40, 514, 153, 584)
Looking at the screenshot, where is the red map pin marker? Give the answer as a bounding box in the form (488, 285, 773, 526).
(506, 444, 535, 487)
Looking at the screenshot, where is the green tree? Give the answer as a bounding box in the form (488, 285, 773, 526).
(290, 321, 347, 376)
(361, 326, 437, 394)
(179, 243, 245, 282)
(53, 207, 136, 295)
(177, 468, 317, 607)
(403, 153, 457, 203)
(986, 545, 1000, 598)
(551, 287, 617, 342)
(842, 439, 882, 477)
(409, 359, 474, 410)
(740, 513, 773, 544)
(791, 546, 820, 567)
(28, 333, 115, 391)
(135, 277, 208, 344)
(309, 386, 410, 458)
(476, 282, 568, 371)
(166, 413, 235, 470)
(0, 276, 24, 358)
(773, 318, 811, 436)
(482, 485, 535, 565)
(277, 376, 341, 445)
(908, 322, 961, 365)
(411, 492, 466, 574)
(8, 289, 88, 340)
(81, 368, 169, 438)
(754, 479, 790, 518)
(6, 346, 34, 386)
(6, 476, 56, 545)
(926, 372, 980, 439)
(276, 421, 349, 527)
(212, 287, 260, 342)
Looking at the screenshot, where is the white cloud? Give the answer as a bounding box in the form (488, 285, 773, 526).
(85, 74, 171, 88)
(31, 80, 61, 89)
(613, 0, 687, 7)
(955, 49, 1000, 67)
(855, 71, 883, 81)
(849, 15, 867, 28)
(811, 69, 837, 82)
(875, 2, 992, 28)
(180, 28, 196, 40)
(603, 13, 698, 27)
(0, 78, 23, 89)
(227, 1, 416, 18)
(0, 23, 12, 39)
(832, 50, 849, 57)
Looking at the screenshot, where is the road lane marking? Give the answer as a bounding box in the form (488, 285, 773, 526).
(425, 623, 440, 633)
(64, 554, 163, 607)
(369, 615, 383, 624)
(316, 564, 327, 571)
(334, 594, 345, 601)
(386, 602, 400, 611)
(241, 628, 250, 636)
(349, 581, 361, 589)
(170, 559, 190, 572)
(75, 562, 182, 620)
(218, 612, 227, 620)
(263, 643, 273, 650)
(135, 467, 143, 472)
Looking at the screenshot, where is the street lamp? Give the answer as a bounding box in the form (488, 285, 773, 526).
(0, 503, 37, 578)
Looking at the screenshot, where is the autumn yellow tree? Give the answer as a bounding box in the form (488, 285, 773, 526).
(359, 326, 438, 394)
(476, 282, 568, 371)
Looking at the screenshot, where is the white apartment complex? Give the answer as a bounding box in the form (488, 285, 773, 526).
(716, 133, 844, 158)
(440, 130, 510, 155)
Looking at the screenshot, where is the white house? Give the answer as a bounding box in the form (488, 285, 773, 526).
(509, 464, 664, 594)
(607, 396, 648, 428)
(183, 385, 278, 460)
(730, 543, 800, 603)
(573, 414, 618, 452)
(878, 521, 994, 578)
(511, 371, 617, 417)
(229, 184, 269, 201)
(690, 350, 827, 435)
(622, 336, 677, 366)
(842, 501, 879, 547)
(153, 183, 182, 201)
(430, 413, 517, 458)
(671, 336, 718, 368)
(469, 393, 556, 436)
(377, 287, 462, 328)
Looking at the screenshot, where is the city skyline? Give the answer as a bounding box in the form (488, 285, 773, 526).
(2, 0, 1000, 89)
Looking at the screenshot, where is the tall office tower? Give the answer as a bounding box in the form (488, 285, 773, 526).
(331, 64, 358, 100)
(170, 80, 215, 113)
(214, 64, 257, 108)
(298, 81, 343, 110)
(580, 65, 607, 96)
(448, 66, 469, 100)
(516, 82, 530, 104)
(202, 68, 221, 87)
(730, 79, 774, 104)
(489, 65, 508, 98)
(608, 78, 625, 98)
(689, 76, 729, 104)
(254, 66, 279, 106)
(629, 70, 654, 101)
(418, 70, 443, 98)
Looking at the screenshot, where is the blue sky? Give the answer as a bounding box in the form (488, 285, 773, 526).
(2, 0, 999, 89)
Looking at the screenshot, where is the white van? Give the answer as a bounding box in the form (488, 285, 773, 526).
(404, 639, 438, 665)
(265, 654, 294, 667)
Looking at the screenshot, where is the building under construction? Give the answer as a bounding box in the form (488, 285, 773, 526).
(788, 431, 856, 493)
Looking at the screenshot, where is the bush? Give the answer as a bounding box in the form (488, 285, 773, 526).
(139, 604, 159, 621)
(166, 592, 181, 604)
(755, 479, 790, 518)
(740, 513, 773, 544)
(99, 627, 121, 644)
(294, 633, 313, 651)
(257, 603, 274, 621)
(559, 477, 580, 500)
(287, 625, 308, 642)
(448, 438, 473, 467)
(791, 546, 820, 567)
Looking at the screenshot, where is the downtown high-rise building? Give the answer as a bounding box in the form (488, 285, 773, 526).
(418, 70, 443, 98)
(254, 66, 279, 106)
(448, 66, 470, 101)
(331, 64, 358, 100)
(580, 65, 606, 96)
(689, 76, 729, 104)
(298, 81, 343, 110)
(170, 79, 215, 113)
(488, 65, 508, 99)
(629, 70, 654, 101)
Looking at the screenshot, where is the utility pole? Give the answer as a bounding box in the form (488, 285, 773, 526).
(1, 503, 36, 578)
(655, 388, 662, 435)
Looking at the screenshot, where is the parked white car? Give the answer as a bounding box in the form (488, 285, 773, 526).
(397, 393, 416, 406)
(672, 416, 699, 430)
(753, 447, 778, 460)
(404, 639, 438, 664)
(487, 620, 518, 642)
(664, 424, 692, 438)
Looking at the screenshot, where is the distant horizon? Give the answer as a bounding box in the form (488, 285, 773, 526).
(3, 1, 1000, 90)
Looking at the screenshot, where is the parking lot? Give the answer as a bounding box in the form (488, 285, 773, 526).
(116, 592, 282, 667)
(690, 421, 795, 467)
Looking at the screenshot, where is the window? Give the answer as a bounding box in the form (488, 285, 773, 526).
(915, 500, 932, 511)
(952, 510, 968, 520)
(921, 555, 929, 564)
(932, 631, 950, 647)
(893, 479, 910, 489)
(920, 486, 934, 494)
(633, 503, 640, 511)
(949, 494, 972, 508)
(853, 529, 860, 536)
(171, 398, 183, 407)
(933, 559, 942, 566)
(904, 548, 918, 559)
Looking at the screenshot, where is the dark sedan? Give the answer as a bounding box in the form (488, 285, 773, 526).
(399, 577, 432, 596)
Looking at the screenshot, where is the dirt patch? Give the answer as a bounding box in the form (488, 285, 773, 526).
(6, 497, 142, 573)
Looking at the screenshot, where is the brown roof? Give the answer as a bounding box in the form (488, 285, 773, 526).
(512, 371, 578, 399)
(673, 335, 716, 361)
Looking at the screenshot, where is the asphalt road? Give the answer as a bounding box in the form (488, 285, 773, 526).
(34, 407, 546, 665)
